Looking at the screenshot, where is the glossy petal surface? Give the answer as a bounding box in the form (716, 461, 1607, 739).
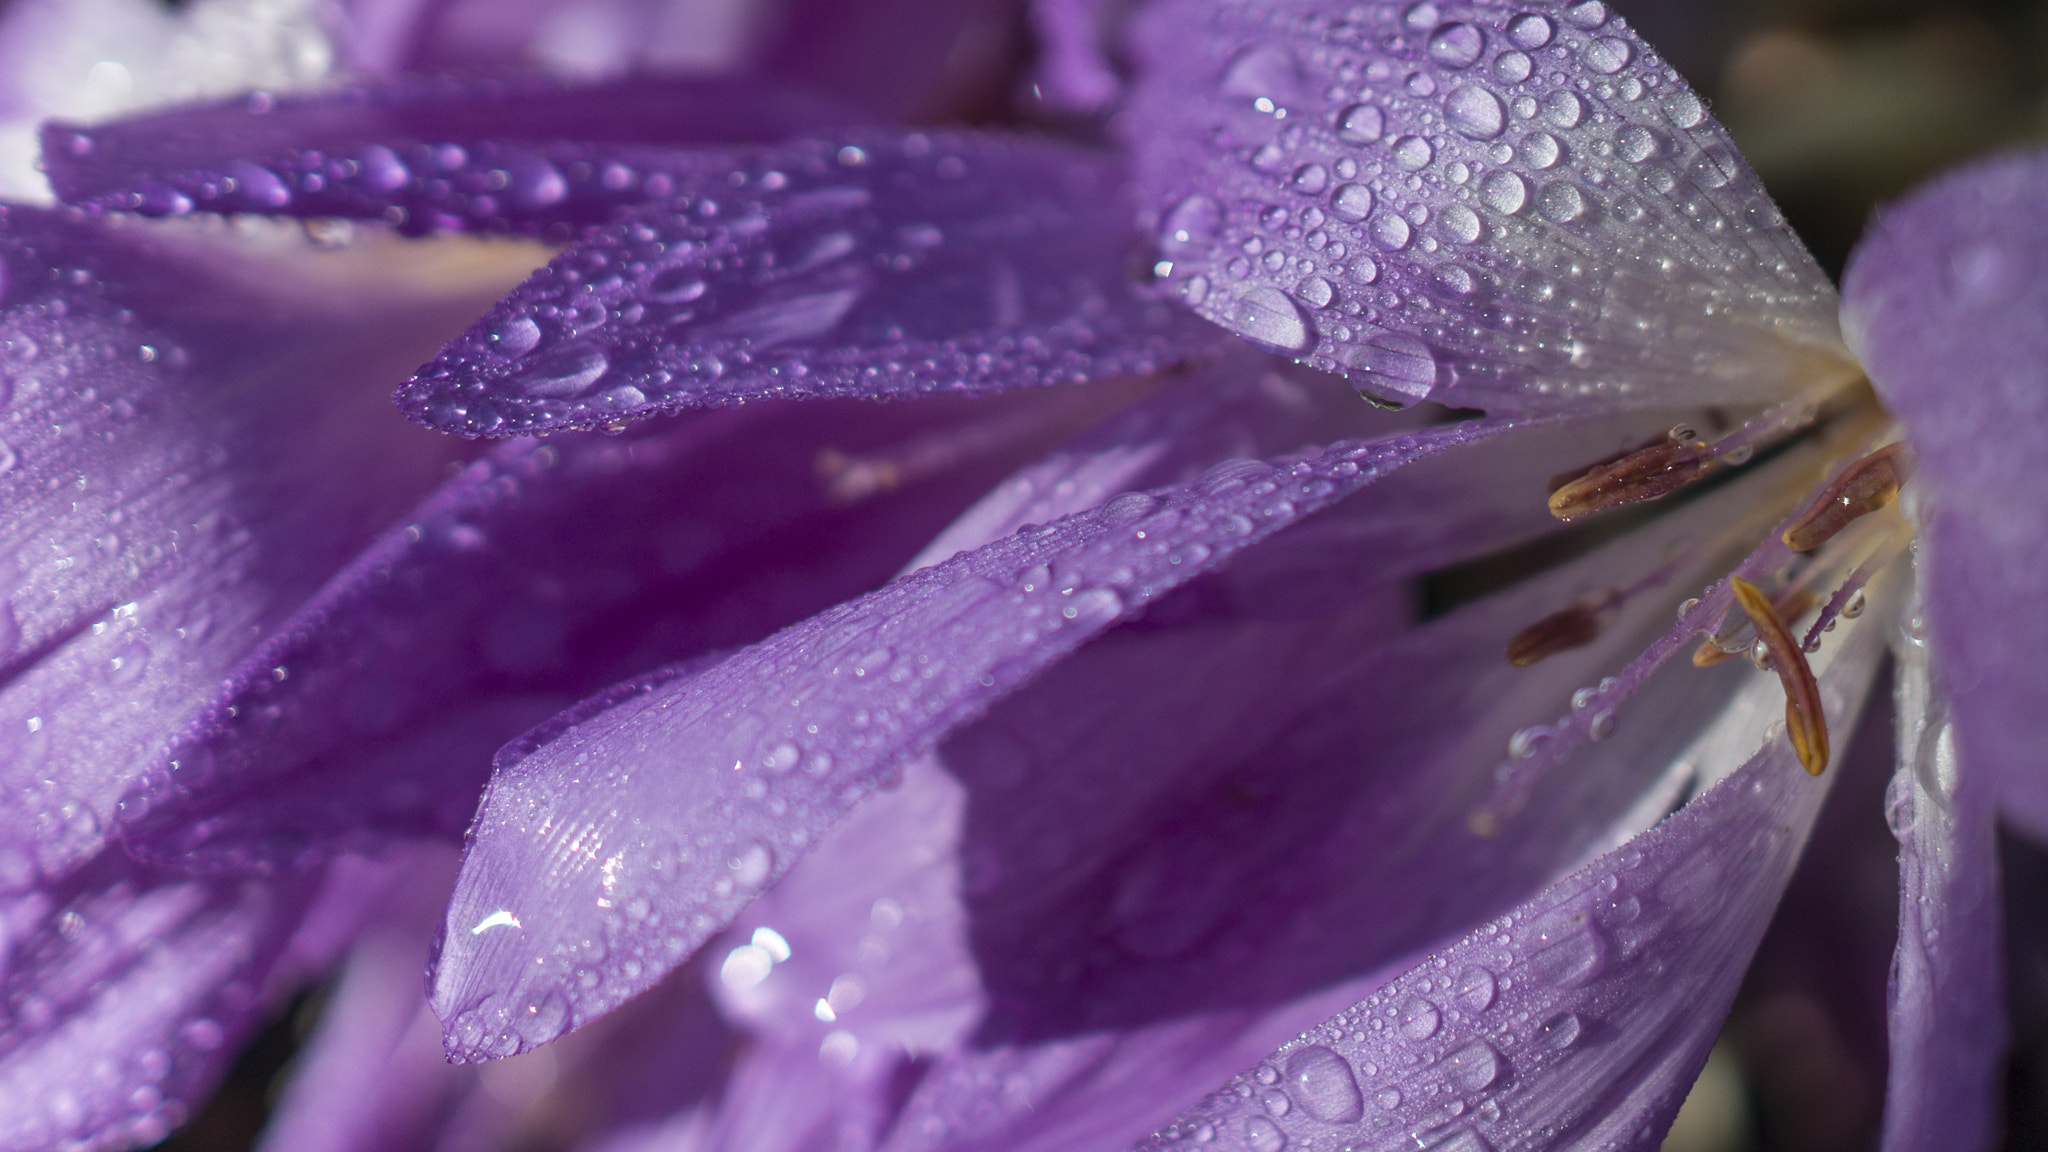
(1880, 618, 2005, 1152)
(1842, 148, 2048, 843)
(0, 211, 515, 887)
(1134, 585, 1891, 1152)
(0, 854, 317, 1151)
(1125, 0, 1846, 411)
(44, 74, 855, 233)
(123, 387, 1118, 872)
(427, 419, 1510, 1061)
(400, 131, 1222, 436)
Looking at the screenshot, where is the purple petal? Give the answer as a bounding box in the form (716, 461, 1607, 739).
(1127, 585, 1895, 1152)
(874, 424, 1861, 1152)
(398, 131, 1225, 436)
(124, 386, 1131, 872)
(757, 0, 1025, 121)
(427, 417, 1513, 1061)
(0, 210, 514, 887)
(1879, 627, 2005, 1152)
(1122, 0, 1847, 411)
(1840, 147, 2048, 843)
(44, 74, 858, 232)
(329, 0, 772, 77)
(0, 853, 319, 1150)
(1029, 0, 1123, 113)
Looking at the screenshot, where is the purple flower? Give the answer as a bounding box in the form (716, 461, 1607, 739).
(0, 1, 2036, 1150)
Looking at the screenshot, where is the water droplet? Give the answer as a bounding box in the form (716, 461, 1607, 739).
(1588, 709, 1616, 741)
(1397, 995, 1441, 1040)
(1454, 966, 1496, 1011)
(1616, 125, 1660, 163)
(1443, 1040, 1501, 1091)
(1539, 182, 1588, 223)
(1663, 90, 1706, 129)
(1349, 256, 1380, 283)
(514, 991, 569, 1043)
(1243, 1115, 1288, 1152)
(488, 316, 543, 356)
(1296, 276, 1335, 308)
(356, 144, 410, 191)
(1261, 1090, 1291, 1117)
(1842, 590, 1867, 619)
(508, 341, 609, 398)
(1161, 195, 1222, 256)
(1223, 43, 1304, 105)
(1528, 923, 1607, 987)
(1332, 183, 1375, 221)
(1392, 136, 1435, 170)
(1376, 1088, 1404, 1110)
(1581, 36, 1633, 74)
(1493, 50, 1533, 83)
(731, 841, 774, 887)
(1507, 12, 1553, 47)
(1337, 103, 1386, 143)
(1292, 164, 1330, 194)
(762, 741, 800, 773)
(1438, 205, 1482, 244)
(1426, 22, 1485, 68)
(1228, 286, 1314, 352)
(1286, 1045, 1364, 1122)
(1520, 132, 1561, 169)
(1481, 171, 1528, 214)
(1565, 1, 1609, 28)
(1373, 214, 1413, 250)
(1444, 85, 1506, 139)
(1542, 91, 1585, 129)
(1539, 1011, 1584, 1048)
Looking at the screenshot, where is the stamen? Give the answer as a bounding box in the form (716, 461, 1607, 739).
(1728, 576, 1829, 775)
(1547, 430, 1713, 522)
(1692, 585, 1814, 667)
(1506, 593, 1612, 666)
(1781, 442, 1912, 552)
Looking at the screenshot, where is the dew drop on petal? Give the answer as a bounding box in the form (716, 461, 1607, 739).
(1331, 183, 1375, 220)
(1426, 22, 1485, 68)
(1481, 171, 1529, 214)
(1444, 85, 1506, 139)
(1286, 1045, 1364, 1123)
(1228, 286, 1314, 352)
(1337, 103, 1385, 142)
(1507, 12, 1553, 47)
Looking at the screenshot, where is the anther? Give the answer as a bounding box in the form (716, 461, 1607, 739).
(1692, 585, 1814, 667)
(1728, 576, 1830, 775)
(1782, 442, 1912, 552)
(1506, 593, 1612, 666)
(1548, 435, 1714, 522)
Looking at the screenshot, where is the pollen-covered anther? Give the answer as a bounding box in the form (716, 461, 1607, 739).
(1781, 442, 1913, 552)
(1505, 592, 1614, 667)
(1728, 576, 1830, 775)
(1547, 434, 1714, 523)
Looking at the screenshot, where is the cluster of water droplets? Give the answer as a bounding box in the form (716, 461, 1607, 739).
(1140, 744, 1820, 1152)
(396, 131, 1209, 436)
(1137, 0, 1843, 411)
(431, 431, 1472, 1058)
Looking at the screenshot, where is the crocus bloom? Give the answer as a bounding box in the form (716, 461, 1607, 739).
(0, 1, 2038, 1150)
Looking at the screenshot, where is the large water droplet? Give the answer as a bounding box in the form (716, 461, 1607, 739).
(1438, 204, 1482, 244)
(1223, 43, 1305, 105)
(1454, 966, 1496, 1011)
(514, 991, 569, 1044)
(1286, 1045, 1365, 1123)
(1337, 103, 1386, 143)
(1539, 182, 1588, 223)
(1243, 1115, 1287, 1152)
(1529, 924, 1608, 987)
(1397, 995, 1441, 1040)
(1582, 36, 1633, 74)
(1506, 12, 1553, 47)
(1227, 287, 1313, 353)
(1292, 164, 1330, 194)
(1296, 276, 1334, 308)
(1481, 171, 1529, 214)
(508, 340, 610, 397)
(1372, 214, 1412, 250)
(1444, 85, 1506, 139)
(1520, 132, 1561, 169)
(1616, 125, 1661, 163)
(1426, 22, 1484, 68)
(489, 316, 544, 356)
(1493, 50, 1533, 83)
(1331, 183, 1375, 221)
(1392, 136, 1435, 170)
(1541, 91, 1585, 129)
(1161, 195, 1223, 256)
(1444, 1040, 1501, 1092)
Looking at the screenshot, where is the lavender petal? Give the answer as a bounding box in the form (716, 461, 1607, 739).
(427, 419, 1512, 1061)
(1879, 616, 2005, 1152)
(44, 74, 857, 233)
(399, 131, 1224, 436)
(1124, 0, 1845, 411)
(122, 386, 1125, 873)
(1841, 147, 2048, 844)
(1128, 581, 1893, 1152)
